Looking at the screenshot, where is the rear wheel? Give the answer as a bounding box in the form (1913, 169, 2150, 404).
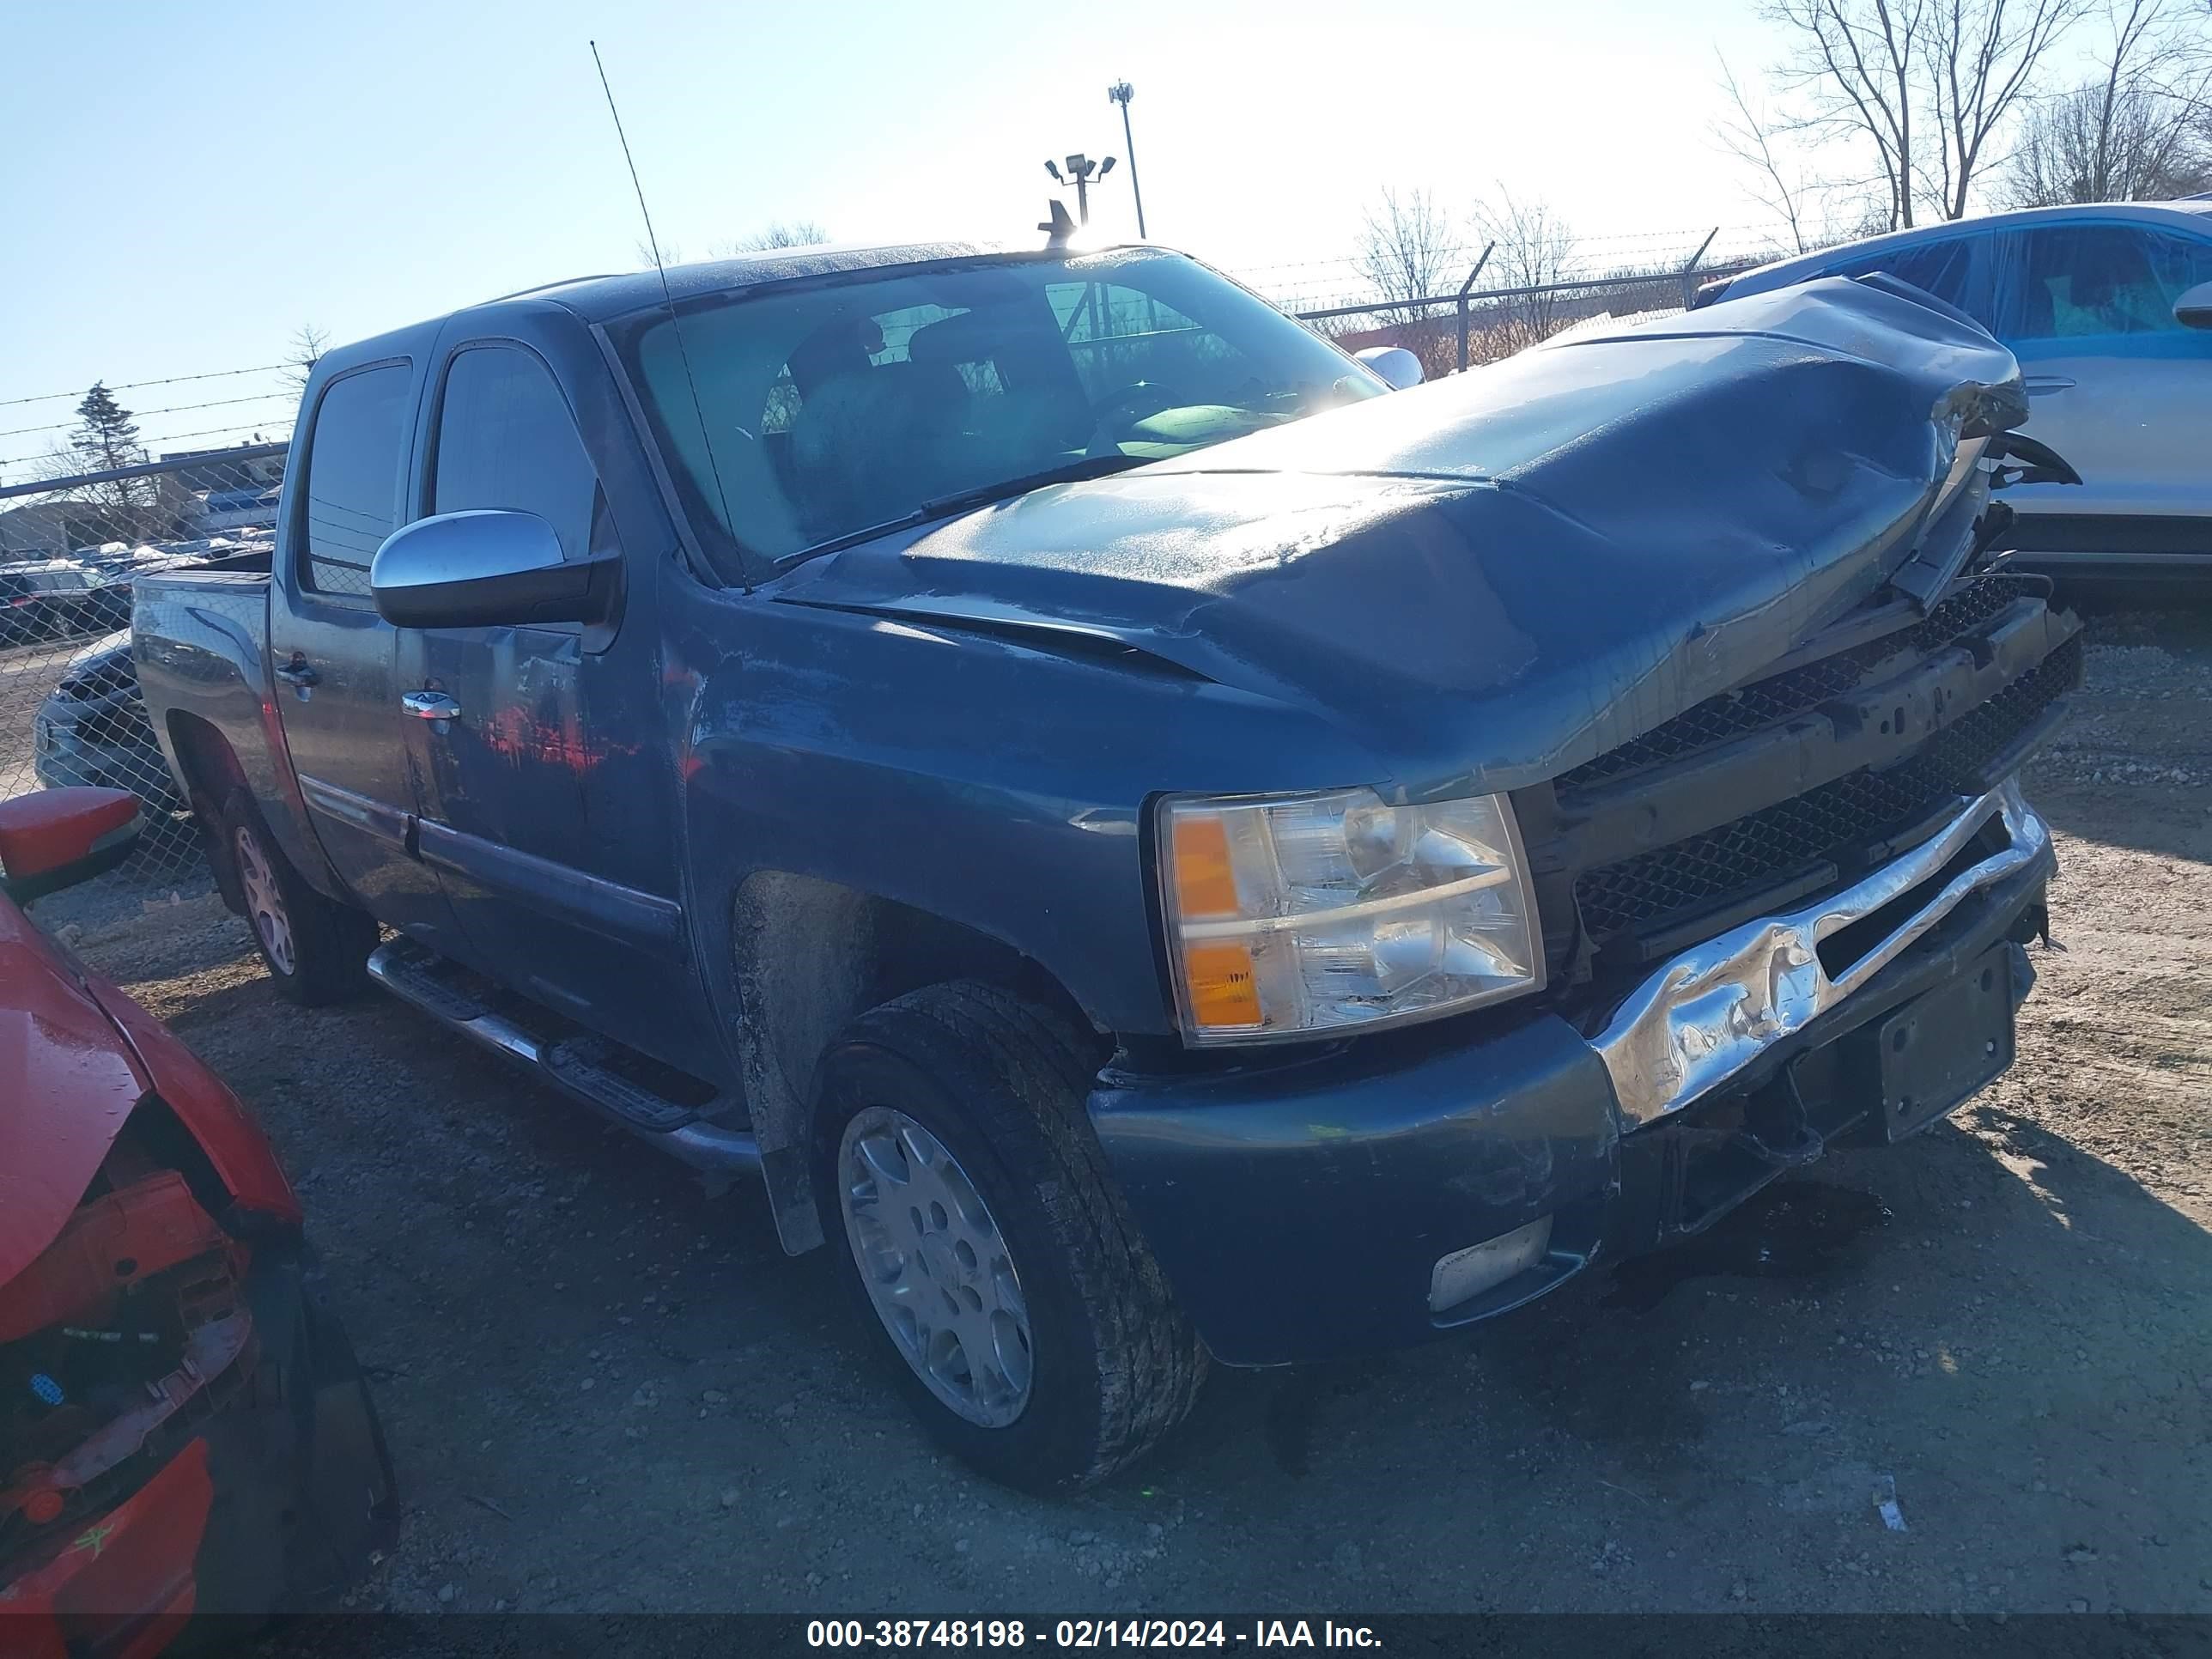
(219, 787, 378, 1006)
(812, 981, 1207, 1492)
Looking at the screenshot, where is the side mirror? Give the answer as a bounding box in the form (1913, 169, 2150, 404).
(0, 787, 141, 903)
(2174, 281, 2212, 331)
(1354, 346, 1426, 390)
(370, 510, 617, 630)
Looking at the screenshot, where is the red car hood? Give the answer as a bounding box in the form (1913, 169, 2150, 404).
(0, 897, 149, 1281)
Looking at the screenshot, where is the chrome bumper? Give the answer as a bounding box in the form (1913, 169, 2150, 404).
(1593, 777, 2049, 1128)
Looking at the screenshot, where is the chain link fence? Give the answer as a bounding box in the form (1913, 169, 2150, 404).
(1, 443, 284, 884)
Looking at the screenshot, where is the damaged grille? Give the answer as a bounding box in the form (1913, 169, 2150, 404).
(1559, 573, 2045, 789)
(1571, 633, 2078, 941)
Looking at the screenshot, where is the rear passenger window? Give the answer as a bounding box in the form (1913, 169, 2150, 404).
(431, 346, 601, 560)
(301, 364, 410, 600)
(1833, 239, 1993, 328)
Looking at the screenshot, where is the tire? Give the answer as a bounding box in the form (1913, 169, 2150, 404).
(812, 981, 1207, 1492)
(219, 787, 379, 1006)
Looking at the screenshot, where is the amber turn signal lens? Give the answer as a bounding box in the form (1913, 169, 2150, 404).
(1182, 941, 1262, 1029)
(1170, 812, 1241, 919)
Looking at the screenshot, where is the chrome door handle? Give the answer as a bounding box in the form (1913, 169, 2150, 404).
(2024, 375, 2075, 395)
(400, 690, 461, 721)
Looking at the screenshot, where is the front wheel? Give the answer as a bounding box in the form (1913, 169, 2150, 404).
(219, 787, 379, 1006)
(813, 981, 1206, 1492)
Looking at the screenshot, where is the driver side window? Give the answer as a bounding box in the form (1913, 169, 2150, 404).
(430, 345, 605, 560)
(2001, 225, 2212, 341)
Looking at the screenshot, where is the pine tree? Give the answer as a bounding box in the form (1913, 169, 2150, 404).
(58, 382, 157, 542)
(70, 383, 145, 475)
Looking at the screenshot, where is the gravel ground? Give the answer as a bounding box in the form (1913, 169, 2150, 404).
(39, 602, 2212, 1620)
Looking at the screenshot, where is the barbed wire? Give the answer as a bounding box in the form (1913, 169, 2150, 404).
(0, 389, 301, 441)
(0, 362, 291, 410)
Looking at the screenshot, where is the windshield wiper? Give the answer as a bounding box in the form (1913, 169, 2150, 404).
(914, 453, 1147, 519)
(781, 453, 1149, 568)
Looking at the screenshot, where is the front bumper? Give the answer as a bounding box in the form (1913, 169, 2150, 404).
(1089, 781, 2056, 1366)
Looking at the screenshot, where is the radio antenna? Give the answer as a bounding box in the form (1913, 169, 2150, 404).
(589, 40, 746, 592)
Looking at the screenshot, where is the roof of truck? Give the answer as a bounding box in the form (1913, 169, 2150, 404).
(313, 238, 1144, 383)
(485, 240, 1031, 319)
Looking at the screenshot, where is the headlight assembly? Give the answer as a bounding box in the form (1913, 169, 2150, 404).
(1157, 787, 1543, 1046)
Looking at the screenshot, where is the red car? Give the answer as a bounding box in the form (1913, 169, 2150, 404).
(1, 788, 396, 1657)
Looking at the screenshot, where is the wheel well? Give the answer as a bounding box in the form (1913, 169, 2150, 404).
(728, 872, 1108, 1253)
(165, 714, 249, 912)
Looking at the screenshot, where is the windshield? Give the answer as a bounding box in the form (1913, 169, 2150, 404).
(614, 247, 1385, 574)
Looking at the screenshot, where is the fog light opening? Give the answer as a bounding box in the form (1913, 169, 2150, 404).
(1428, 1215, 1553, 1315)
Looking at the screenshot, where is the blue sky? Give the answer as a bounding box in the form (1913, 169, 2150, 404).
(1, 0, 1898, 470)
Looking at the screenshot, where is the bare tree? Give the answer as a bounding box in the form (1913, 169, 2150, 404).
(283, 324, 331, 396)
(2001, 0, 2212, 203)
(722, 220, 832, 253)
(1353, 188, 1455, 318)
(1763, 0, 2091, 225)
(1350, 188, 1457, 365)
(1717, 55, 1818, 252)
(1765, 0, 1926, 230)
(2003, 82, 2212, 198)
(1921, 0, 2094, 219)
(1469, 186, 1579, 337)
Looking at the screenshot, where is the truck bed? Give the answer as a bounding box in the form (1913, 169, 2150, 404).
(131, 566, 289, 848)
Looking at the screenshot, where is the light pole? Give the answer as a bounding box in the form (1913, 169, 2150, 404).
(1043, 153, 1115, 227)
(1108, 81, 1146, 239)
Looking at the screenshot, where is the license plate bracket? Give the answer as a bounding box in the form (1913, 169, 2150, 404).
(1861, 945, 2016, 1143)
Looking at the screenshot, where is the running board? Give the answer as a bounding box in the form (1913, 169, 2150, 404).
(366, 940, 759, 1178)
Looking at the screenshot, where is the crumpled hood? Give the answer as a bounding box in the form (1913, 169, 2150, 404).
(0, 901, 146, 1281)
(779, 277, 2028, 790)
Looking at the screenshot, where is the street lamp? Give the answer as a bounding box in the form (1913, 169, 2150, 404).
(1043, 152, 1114, 227)
(1107, 80, 1146, 239)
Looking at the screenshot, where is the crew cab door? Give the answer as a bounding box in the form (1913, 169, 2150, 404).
(265, 359, 466, 951)
(397, 333, 714, 1075)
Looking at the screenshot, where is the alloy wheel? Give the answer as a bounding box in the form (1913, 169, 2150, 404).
(234, 823, 295, 976)
(837, 1106, 1033, 1428)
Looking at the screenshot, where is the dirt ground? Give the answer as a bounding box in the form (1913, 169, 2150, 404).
(40, 600, 2212, 1620)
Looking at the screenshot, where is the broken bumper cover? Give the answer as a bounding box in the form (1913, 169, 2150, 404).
(1089, 780, 2055, 1366)
(0, 1243, 398, 1651)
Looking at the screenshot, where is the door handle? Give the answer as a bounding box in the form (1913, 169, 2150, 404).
(2024, 375, 2075, 395)
(273, 656, 319, 689)
(400, 690, 462, 721)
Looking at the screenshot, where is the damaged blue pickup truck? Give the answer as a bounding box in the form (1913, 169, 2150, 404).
(131, 242, 2080, 1489)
